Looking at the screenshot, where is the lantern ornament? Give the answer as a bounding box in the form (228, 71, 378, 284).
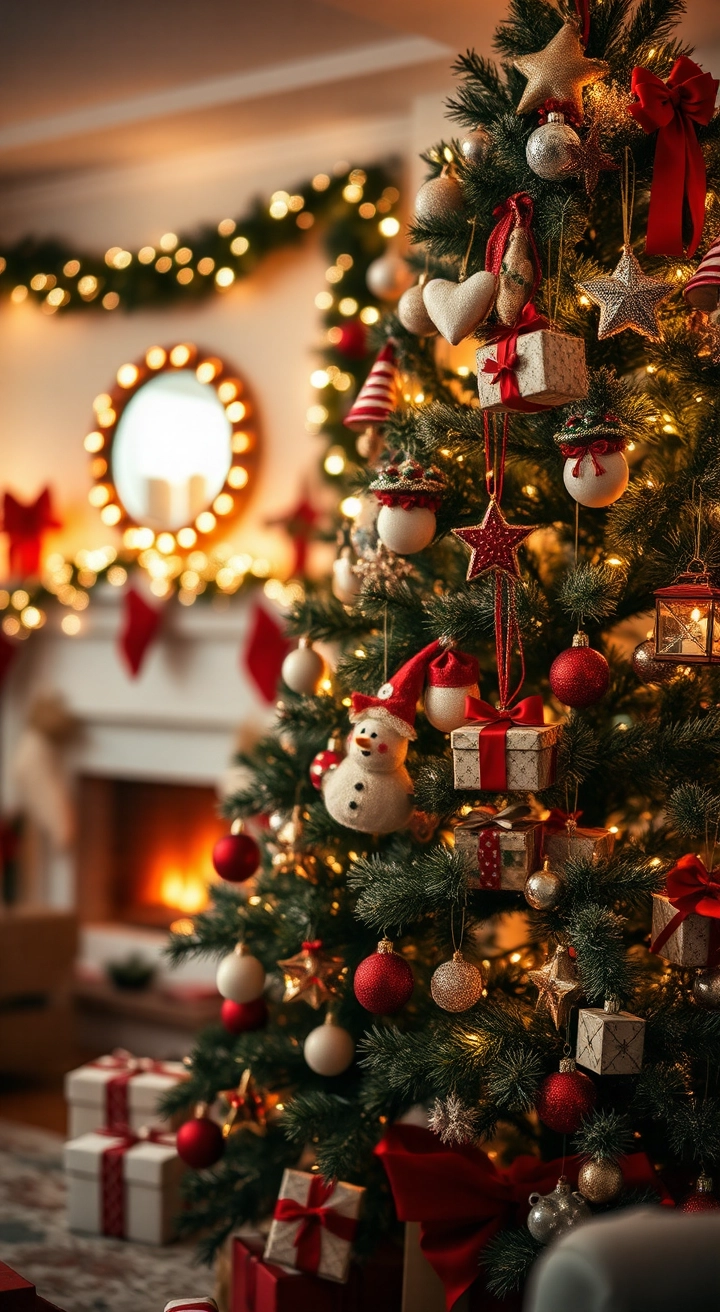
(654, 567, 720, 665)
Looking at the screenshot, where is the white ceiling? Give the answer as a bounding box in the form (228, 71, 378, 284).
(2, 0, 719, 186)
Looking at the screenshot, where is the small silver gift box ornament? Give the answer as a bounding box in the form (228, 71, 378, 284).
(575, 1000, 645, 1076)
(543, 811, 615, 866)
(451, 716, 560, 793)
(454, 804, 543, 890)
(264, 1167, 364, 1283)
(650, 892, 720, 967)
(476, 328, 588, 413)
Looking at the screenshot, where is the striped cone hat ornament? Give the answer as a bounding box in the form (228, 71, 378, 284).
(343, 342, 399, 432)
(684, 233, 720, 312)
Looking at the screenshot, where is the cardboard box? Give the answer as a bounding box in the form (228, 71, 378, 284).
(65, 1054, 186, 1137)
(544, 825, 615, 866)
(651, 894, 716, 968)
(65, 1130, 183, 1245)
(476, 329, 588, 412)
(264, 1170, 363, 1283)
(455, 810, 542, 890)
(451, 723, 559, 792)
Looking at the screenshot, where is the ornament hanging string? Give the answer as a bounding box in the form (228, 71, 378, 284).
(450, 903, 468, 954)
(620, 147, 636, 250)
(494, 572, 526, 711)
(572, 0, 590, 47)
(459, 217, 477, 284)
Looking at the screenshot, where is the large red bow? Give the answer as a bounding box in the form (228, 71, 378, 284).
(1, 487, 61, 579)
(558, 438, 626, 478)
(651, 854, 720, 960)
(481, 303, 550, 413)
(464, 693, 545, 793)
(273, 1176, 357, 1275)
(375, 1125, 665, 1311)
(628, 56, 718, 256)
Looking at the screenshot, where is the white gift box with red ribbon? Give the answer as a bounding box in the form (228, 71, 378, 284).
(65, 1128, 183, 1245)
(65, 1051, 187, 1138)
(263, 1168, 364, 1283)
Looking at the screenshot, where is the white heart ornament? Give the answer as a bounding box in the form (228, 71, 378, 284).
(423, 272, 497, 345)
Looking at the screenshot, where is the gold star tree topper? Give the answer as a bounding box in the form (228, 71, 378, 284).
(528, 945, 583, 1029)
(277, 939, 346, 1009)
(513, 22, 609, 119)
(578, 247, 671, 341)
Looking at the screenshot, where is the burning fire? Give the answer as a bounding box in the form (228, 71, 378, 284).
(159, 870, 210, 914)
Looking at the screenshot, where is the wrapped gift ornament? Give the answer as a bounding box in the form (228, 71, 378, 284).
(264, 1169, 364, 1283)
(575, 1000, 645, 1076)
(651, 855, 720, 967)
(65, 1052, 186, 1138)
(231, 1233, 403, 1312)
(65, 1128, 183, 1244)
(543, 810, 615, 866)
(454, 804, 542, 890)
(476, 311, 588, 414)
(451, 695, 559, 792)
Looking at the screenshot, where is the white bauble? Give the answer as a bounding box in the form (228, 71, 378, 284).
(563, 451, 629, 508)
(332, 552, 361, 604)
(424, 682, 479, 733)
(366, 253, 412, 302)
(304, 1019, 355, 1075)
(376, 504, 436, 555)
(397, 284, 438, 337)
(281, 642, 324, 695)
(216, 946, 266, 1003)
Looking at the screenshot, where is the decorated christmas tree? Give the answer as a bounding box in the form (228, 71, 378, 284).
(163, 0, 720, 1303)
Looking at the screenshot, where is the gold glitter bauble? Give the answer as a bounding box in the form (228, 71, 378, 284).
(578, 1157, 624, 1204)
(577, 246, 670, 341)
(431, 950, 485, 1012)
(513, 22, 609, 119)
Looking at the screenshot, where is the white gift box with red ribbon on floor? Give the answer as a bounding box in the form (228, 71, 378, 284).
(65, 1128, 183, 1245)
(65, 1051, 187, 1137)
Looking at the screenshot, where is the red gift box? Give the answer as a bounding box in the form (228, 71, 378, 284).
(0, 1264, 65, 1312)
(231, 1236, 402, 1312)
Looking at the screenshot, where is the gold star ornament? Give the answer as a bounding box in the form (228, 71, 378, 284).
(577, 247, 671, 341)
(277, 939, 346, 1009)
(528, 945, 583, 1030)
(513, 22, 609, 119)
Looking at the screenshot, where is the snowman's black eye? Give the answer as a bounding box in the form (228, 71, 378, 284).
(370, 732, 377, 738)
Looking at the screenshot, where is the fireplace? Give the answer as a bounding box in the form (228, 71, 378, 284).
(76, 775, 228, 929)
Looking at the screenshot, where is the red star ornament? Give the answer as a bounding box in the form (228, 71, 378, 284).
(453, 500, 537, 580)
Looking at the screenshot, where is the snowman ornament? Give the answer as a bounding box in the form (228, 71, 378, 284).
(323, 641, 441, 835)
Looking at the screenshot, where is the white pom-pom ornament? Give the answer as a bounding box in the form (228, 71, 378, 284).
(332, 549, 361, 604)
(424, 647, 480, 733)
(377, 504, 436, 555)
(563, 450, 629, 508)
(281, 640, 324, 694)
(304, 1015, 355, 1075)
(216, 944, 266, 1003)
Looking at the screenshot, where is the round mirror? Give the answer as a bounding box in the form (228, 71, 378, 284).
(113, 371, 232, 532)
(84, 343, 258, 542)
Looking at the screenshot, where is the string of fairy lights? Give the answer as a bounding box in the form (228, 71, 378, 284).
(0, 164, 400, 644)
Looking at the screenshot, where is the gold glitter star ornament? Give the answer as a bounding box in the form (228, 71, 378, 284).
(513, 22, 609, 119)
(528, 944, 583, 1029)
(577, 246, 671, 341)
(277, 939, 346, 1009)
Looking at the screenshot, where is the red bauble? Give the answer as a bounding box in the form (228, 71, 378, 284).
(176, 1115, 225, 1169)
(679, 1176, 720, 1212)
(336, 320, 367, 359)
(354, 939, 414, 1014)
(310, 749, 343, 790)
(535, 1067, 597, 1134)
(549, 638, 609, 708)
(221, 996, 268, 1034)
(212, 832, 260, 883)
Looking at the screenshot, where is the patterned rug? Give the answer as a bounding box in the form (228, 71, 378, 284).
(0, 1121, 211, 1312)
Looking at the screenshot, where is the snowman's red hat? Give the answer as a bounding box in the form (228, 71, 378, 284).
(427, 647, 479, 689)
(350, 639, 441, 739)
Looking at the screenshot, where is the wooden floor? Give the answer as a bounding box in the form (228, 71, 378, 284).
(0, 1075, 68, 1135)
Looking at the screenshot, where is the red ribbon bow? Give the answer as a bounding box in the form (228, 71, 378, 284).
(651, 854, 720, 961)
(559, 438, 626, 478)
(1, 487, 61, 579)
(481, 302, 550, 413)
(375, 1125, 666, 1311)
(273, 1176, 358, 1275)
(628, 56, 718, 256)
(463, 694, 545, 792)
(543, 808, 583, 833)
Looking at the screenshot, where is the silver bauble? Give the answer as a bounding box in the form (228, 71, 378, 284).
(398, 283, 438, 337)
(376, 503, 436, 555)
(694, 967, 720, 1009)
(563, 449, 629, 507)
(366, 253, 413, 302)
(460, 126, 491, 163)
(430, 951, 484, 1012)
(578, 1157, 624, 1204)
(526, 112, 580, 180)
(525, 858, 563, 911)
(281, 641, 324, 695)
(527, 1177, 591, 1246)
(303, 1017, 355, 1075)
(631, 639, 675, 686)
(414, 173, 464, 223)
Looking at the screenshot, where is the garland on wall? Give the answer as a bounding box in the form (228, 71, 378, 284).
(0, 163, 402, 683)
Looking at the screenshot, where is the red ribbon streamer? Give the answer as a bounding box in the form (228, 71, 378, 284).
(628, 56, 718, 256)
(542, 808, 583, 833)
(1, 488, 61, 579)
(480, 302, 550, 413)
(273, 1175, 358, 1274)
(463, 694, 545, 792)
(558, 438, 626, 477)
(375, 1125, 667, 1312)
(99, 1124, 175, 1239)
(651, 854, 720, 962)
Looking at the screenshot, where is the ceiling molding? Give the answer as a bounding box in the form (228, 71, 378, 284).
(0, 35, 450, 154)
